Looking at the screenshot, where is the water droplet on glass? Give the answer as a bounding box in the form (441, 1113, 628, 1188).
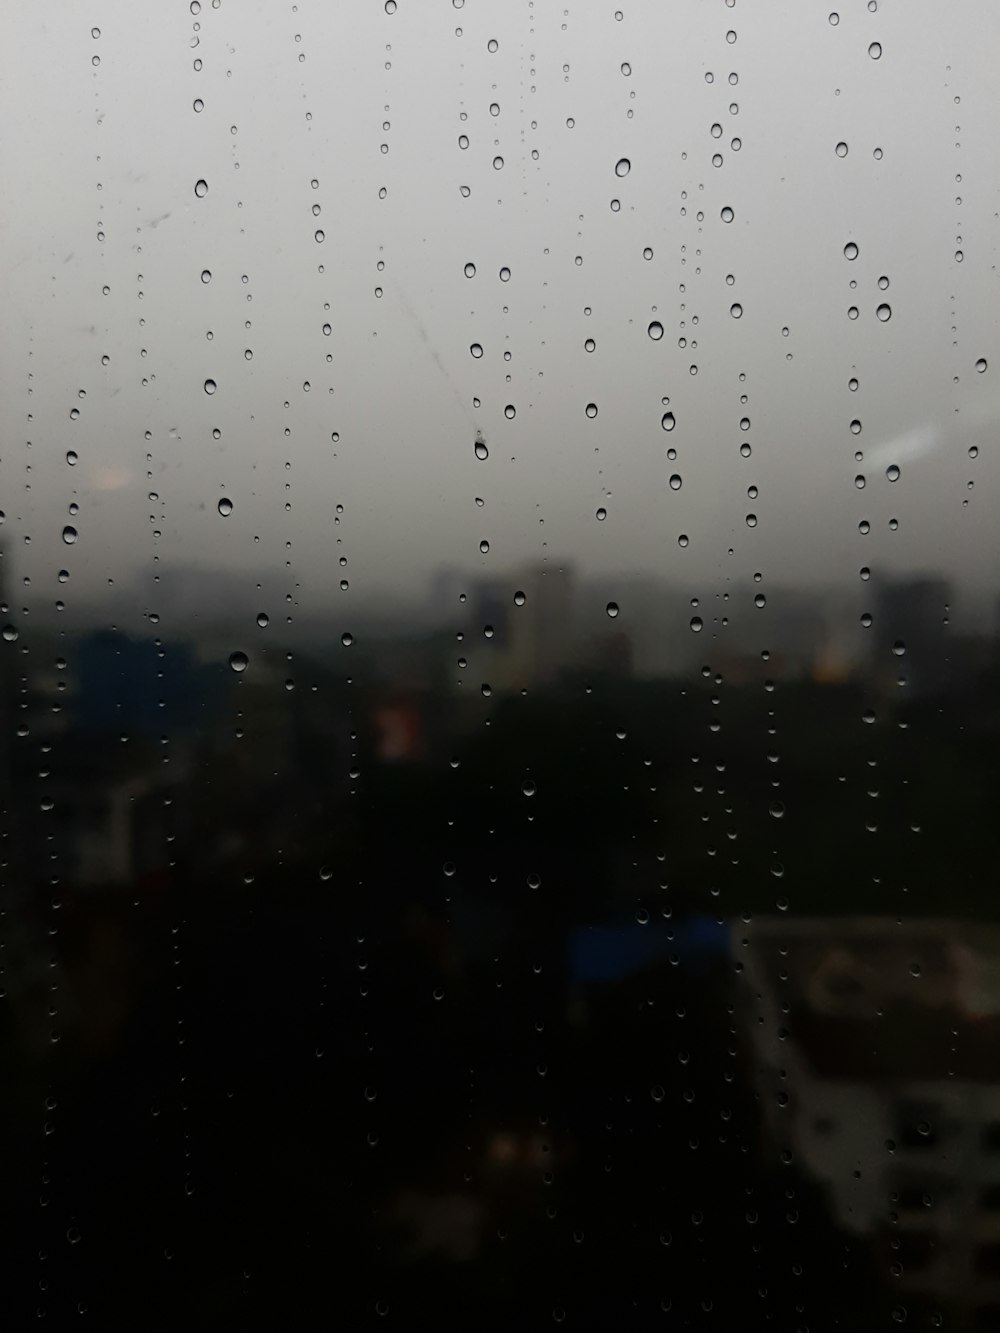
(229, 651, 248, 673)
(585, 402, 598, 418)
(876, 302, 892, 322)
(885, 464, 900, 482)
(194, 178, 208, 197)
(62, 526, 78, 544)
(504, 404, 516, 419)
(648, 321, 663, 340)
(745, 513, 757, 527)
(844, 241, 858, 260)
(835, 142, 848, 157)
(606, 602, 619, 619)
(474, 437, 489, 460)
(66, 450, 78, 466)
(204, 378, 217, 394)
(730, 303, 743, 319)
(615, 157, 631, 177)
(690, 616, 703, 633)
(2, 625, 18, 643)
(514, 590, 526, 606)
(678, 533, 689, 547)
(868, 41, 882, 59)
(596, 507, 607, 521)
(499, 266, 511, 282)
(521, 778, 536, 796)
(218, 497, 233, 516)
(721, 206, 734, 222)
(661, 411, 675, 431)
(668, 474, 682, 491)
(257, 612, 269, 628)
(975, 357, 987, 373)
(342, 632, 353, 646)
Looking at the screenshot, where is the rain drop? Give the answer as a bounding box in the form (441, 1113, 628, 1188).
(229, 651, 248, 673)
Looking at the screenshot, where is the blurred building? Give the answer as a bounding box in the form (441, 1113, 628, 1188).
(739, 916, 1000, 1325)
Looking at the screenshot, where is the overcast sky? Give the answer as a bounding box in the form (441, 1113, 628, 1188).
(3, 0, 1000, 642)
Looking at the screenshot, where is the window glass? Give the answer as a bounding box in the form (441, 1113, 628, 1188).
(2, 1, 999, 1325)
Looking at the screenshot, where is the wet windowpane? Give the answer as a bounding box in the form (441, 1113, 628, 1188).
(2, 0, 1000, 1325)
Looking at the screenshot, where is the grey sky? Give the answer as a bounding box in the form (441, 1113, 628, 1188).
(3, 0, 1000, 641)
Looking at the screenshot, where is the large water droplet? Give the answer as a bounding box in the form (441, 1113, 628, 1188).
(975, 357, 988, 373)
(661, 411, 675, 431)
(648, 321, 663, 340)
(474, 437, 489, 460)
(204, 378, 217, 394)
(62, 526, 78, 545)
(194, 178, 208, 197)
(844, 241, 858, 260)
(835, 141, 848, 157)
(868, 41, 882, 59)
(690, 616, 703, 633)
(218, 497, 233, 516)
(2, 625, 18, 643)
(606, 602, 619, 619)
(886, 464, 900, 482)
(876, 302, 892, 321)
(257, 612, 269, 627)
(229, 651, 248, 673)
(668, 474, 682, 491)
(615, 157, 631, 177)
(470, 343, 483, 358)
